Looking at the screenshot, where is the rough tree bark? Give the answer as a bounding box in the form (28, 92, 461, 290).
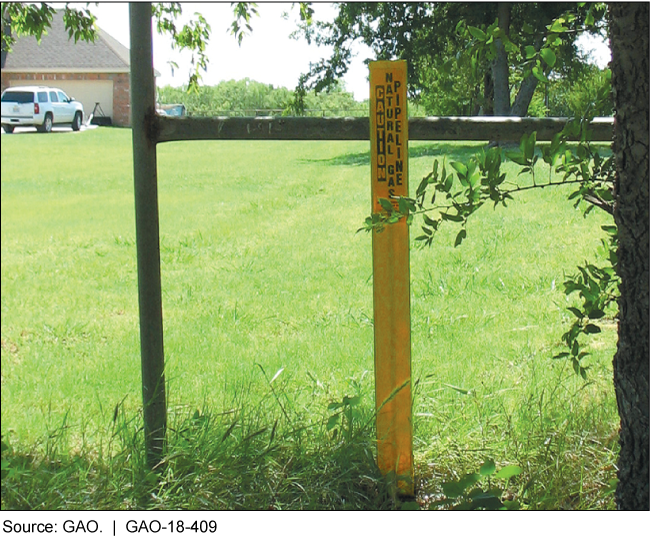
(510, 74, 539, 117)
(609, 2, 649, 511)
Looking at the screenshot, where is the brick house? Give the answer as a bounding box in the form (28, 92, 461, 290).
(1, 11, 153, 127)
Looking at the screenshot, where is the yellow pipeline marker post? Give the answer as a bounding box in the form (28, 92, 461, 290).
(369, 60, 413, 495)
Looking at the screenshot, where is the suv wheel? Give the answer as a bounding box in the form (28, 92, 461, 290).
(37, 113, 53, 133)
(72, 111, 82, 131)
(2, 125, 14, 134)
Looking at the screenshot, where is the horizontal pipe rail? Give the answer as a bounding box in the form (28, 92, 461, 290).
(154, 115, 614, 144)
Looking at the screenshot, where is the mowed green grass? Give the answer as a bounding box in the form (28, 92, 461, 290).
(1, 127, 618, 509)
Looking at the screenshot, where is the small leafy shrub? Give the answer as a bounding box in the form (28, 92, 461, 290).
(432, 459, 522, 510)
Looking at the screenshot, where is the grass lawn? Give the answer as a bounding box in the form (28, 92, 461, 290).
(1, 127, 618, 509)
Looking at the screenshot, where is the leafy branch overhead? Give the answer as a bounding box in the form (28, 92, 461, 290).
(1, 3, 97, 50)
(230, 2, 258, 46)
(463, 5, 604, 86)
(361, 109, 617, 378)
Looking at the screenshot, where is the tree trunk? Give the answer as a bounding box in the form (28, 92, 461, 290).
(510, 34, 544, 117)
(510, 73, 539, 117)
(482, 71, 494, 115)
(609, 2, 649, 511)
(491, 3, 511, 116)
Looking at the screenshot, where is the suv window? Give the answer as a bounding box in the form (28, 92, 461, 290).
(38, 92, 48, 103)
(58, 91, 69, 102)
(49, 91, 59, 103)
(1, 91, 34, 104)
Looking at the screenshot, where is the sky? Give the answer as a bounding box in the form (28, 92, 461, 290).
(90, 2, 373, 100)
(89, 2, 611, 102)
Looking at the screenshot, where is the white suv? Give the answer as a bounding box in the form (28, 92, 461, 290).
(1, 86, 84, 133)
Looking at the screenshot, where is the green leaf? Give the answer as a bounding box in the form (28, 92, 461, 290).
(540, 47, 556, 68)
(518, 132, 529, 155)
(326, 414, 340, 431)
(469, 494, 504, 510)
(567, 307, 584, 319)
(457, 472, 482, 491)
(451, 161, 468, 178)
(549, 19, 567, 33)
(572, 339, 580, 356)
(503, 39, 519, 54)
(442, 480, 465, 498)
(506, 152, 528, 166)
(342, 395, 361, 406)
(493, 465, 523, 479)
(479, 459, 496, 476)
(524, 45, 537, 59)
(379, 198, 394, 214)
(441, 212, 464, 223)
(522, 22, 535, 34)
(423, 214, 437, 227)
(454, 229, 467, 247)
(525, 131, 537, 160)
(443, 173, 454, 192)
(416, 176, 429, 197)
(584, 324, 602, 334)
(398, 197, 409, 215)
(532, 64, 547, 83)
(467, 162, 480, 188)
(468, 26, 486, 41)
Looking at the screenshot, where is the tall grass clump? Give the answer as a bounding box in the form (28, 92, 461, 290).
(2, 372, 401, 510)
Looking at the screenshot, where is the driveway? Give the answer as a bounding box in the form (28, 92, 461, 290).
(1, 124, 98, 135)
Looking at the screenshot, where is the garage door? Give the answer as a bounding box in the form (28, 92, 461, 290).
(10, 79, 113, 123)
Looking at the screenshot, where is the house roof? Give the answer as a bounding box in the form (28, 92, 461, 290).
(2, 10, 130, 73)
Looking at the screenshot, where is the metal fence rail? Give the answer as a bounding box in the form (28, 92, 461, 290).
(204, 108, 368, 117)
(154, 115, 614, 144)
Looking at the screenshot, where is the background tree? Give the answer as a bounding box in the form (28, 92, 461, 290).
(157, 78, 363, 116)
(547, 63, 613, 117)
(608, 1, 649, 511)
(293, 2, 606, 117)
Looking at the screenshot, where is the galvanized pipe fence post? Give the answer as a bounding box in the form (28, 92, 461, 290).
(129, 2, 166, 468)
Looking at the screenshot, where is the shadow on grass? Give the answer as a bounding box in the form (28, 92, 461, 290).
(301, 142, 487, 167)
(302, 140, 613, 168)
(1, 407, 404, 510)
